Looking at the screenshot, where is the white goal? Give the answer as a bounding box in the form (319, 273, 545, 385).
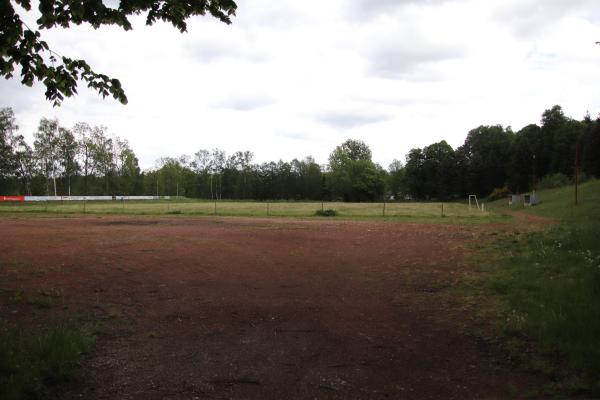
(468, 195, 480, 211)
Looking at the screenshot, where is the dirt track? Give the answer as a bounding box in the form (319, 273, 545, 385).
(0, 216, 543, 399)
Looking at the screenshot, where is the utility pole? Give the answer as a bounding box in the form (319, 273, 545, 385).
(532, 154, 536, 191)
(575, 142, 580, 206)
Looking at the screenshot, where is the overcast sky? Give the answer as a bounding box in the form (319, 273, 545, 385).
(4, 0, 600, 169)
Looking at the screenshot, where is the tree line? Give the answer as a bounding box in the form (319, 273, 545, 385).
(400, 105, 600, 200)
(1, 105, 598, 201)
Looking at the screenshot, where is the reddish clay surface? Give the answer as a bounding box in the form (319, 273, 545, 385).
(0, 216, 544, 399)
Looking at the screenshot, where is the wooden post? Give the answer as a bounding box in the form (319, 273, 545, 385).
(575, 142, 579, 206)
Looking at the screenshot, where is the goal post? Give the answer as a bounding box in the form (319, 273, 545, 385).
(468, 195, 479, 211)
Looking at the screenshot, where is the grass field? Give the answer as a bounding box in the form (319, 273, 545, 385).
(0, 199, 493, 220)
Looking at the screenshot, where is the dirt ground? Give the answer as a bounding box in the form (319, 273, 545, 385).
(0, 216, 545, 399)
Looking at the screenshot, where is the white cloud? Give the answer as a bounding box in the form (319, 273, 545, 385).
(315, 110, 391, 129)
(2, 0, 600, 170)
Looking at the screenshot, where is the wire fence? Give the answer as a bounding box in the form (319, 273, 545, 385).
(0, 199, 491, 218)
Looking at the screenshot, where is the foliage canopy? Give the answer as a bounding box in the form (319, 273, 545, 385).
(1, 0, 237, 105)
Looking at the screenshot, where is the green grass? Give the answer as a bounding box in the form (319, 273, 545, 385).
(0, 199, 495, 222)
(486, 179, 600, 395)
(0, 323, 96, 400)
(494, 179, 600, 220)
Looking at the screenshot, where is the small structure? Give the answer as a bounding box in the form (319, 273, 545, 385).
(508, 194, 520, 207)
(523, 192, 540, 207)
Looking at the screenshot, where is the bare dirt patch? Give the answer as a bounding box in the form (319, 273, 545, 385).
(0, 216, 544, 399)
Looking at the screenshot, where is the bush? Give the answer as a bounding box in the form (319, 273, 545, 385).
(315, 209, 338, 217)
(537, 173, 572, 189)
(487, 186, 511, 201)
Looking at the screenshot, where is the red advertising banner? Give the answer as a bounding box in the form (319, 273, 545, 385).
(0, 196, 25, 202)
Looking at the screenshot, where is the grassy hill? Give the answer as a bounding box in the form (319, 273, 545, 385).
(486, 179, 600, 395)
(506, 178, 600, 220)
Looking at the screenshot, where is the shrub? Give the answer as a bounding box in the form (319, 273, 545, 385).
(537, 173, 572, 189)
(487, 186, 511, 202)
(315, 209, 338, 217)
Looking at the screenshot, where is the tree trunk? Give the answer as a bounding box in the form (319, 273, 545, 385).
(84, 150, 89, 196)
(52, 160, 57, 196)
(45, 159, 50, 196)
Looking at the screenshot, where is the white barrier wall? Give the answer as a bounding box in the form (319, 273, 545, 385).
(24, 196, 160, 202)
(115, 196, 158, 201)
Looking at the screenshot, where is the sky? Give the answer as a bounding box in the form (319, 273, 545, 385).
(3, 0, 600, 169)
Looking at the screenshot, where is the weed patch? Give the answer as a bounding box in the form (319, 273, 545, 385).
(26, 296, 53, 309)
(0, 322, 96, 400)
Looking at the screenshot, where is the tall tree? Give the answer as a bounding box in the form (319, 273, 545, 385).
(0, 107, 18, 181)
(193, 149, 212, 198)
(73, 122, 95, 195)
(456, 125, 515, 196)
(154, 156, 192, 196)
(539, 105, 568, 178)
(387, 159, 406, 199)
(57, 127, 79, 196)
(33, 118, 60, 196)
(211, 149, 226, 200)
(12, 135, 35, 195)
(509, 124, 541, 192)
(113, 138, 140, 195)
(421, 140, 456, 200)
(582, 117, 600, 178)
(404, 148, 426, 199)
(328, 139, 384, 202)
(89, 127, 114, 194)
